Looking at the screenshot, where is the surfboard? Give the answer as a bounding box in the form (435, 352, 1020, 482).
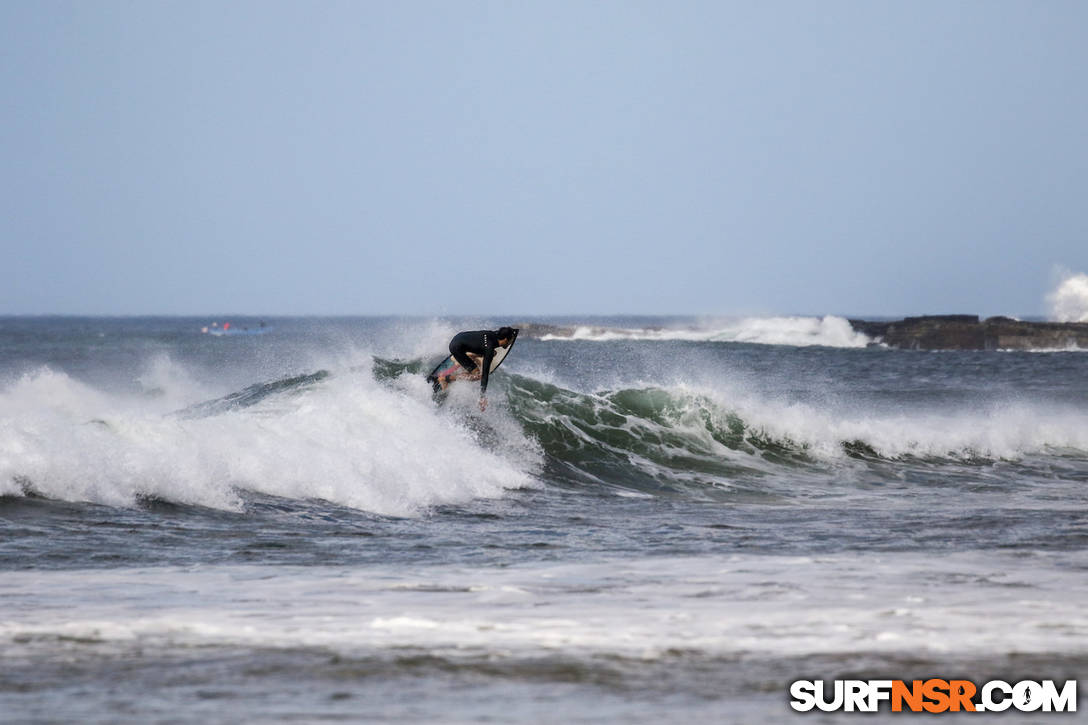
(426, 329, 519, 394)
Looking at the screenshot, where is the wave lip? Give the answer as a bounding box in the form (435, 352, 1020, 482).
(536, 316, 871, 348)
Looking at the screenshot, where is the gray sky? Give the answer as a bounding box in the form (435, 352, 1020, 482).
(3, 1, 1086, 316)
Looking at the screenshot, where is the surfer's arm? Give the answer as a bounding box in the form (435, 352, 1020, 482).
(479, 335, 495, 394)
(479, 358, 491, 393)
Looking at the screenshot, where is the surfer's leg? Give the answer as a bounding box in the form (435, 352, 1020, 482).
(463, 354, 483, 380)
(450, 347, 478, 374)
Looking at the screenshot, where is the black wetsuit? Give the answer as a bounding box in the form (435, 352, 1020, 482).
(449, 330, 499, 394)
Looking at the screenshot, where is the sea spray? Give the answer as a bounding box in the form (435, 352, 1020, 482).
(1048, 271, 1088, 323)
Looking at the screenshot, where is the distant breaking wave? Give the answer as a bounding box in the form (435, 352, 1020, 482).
(1048, 271, 1088, 323)
(536, 316, 872, 348)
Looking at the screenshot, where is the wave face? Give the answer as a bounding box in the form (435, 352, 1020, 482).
(505, 373, 1088, 498)
(539, 316, 872, 347)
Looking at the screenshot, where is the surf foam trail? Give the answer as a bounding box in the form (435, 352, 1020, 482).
(0, 362, 538, 515)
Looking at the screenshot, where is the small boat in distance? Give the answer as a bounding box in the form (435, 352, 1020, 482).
(201, 321, 271, 336)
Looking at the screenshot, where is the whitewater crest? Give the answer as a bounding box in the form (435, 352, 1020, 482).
(0, 362, 539, 515)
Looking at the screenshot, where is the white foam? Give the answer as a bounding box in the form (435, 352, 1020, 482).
(2, 550, 1084, 662)
(1048, 271, 1088, 322)
(0, 362, 540, 515)
(541, 316, 871, 348)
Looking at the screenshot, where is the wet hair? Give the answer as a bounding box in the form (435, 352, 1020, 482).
(496, 326, 516, 341)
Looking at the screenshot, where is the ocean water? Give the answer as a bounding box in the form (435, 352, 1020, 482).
(1, 316, 1086, 723)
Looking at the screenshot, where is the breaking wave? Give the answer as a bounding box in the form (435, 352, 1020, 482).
(3, 360, 1087, 511)
(538, 316, 871, 348)
(505, 374, 1088, 496)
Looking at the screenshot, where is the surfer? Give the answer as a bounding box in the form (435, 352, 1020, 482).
(445, 327, 517, 410)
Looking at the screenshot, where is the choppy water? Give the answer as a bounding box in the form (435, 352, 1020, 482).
(2, 316, 1086, 723)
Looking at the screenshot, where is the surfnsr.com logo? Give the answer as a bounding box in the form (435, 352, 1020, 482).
(789, 679, 1078, 713)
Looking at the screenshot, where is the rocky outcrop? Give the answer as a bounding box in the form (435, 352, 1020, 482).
(849, 315, 1088, 350)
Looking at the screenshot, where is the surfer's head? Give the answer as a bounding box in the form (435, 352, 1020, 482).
(496, 326, 516, 347)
